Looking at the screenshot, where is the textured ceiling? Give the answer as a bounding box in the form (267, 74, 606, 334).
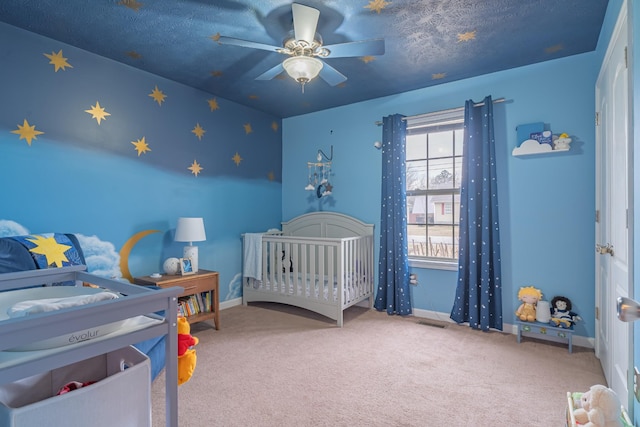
(0, 0, 609, 118)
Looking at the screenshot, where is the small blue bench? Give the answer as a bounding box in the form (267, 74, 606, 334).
(516, 320, 574, 353)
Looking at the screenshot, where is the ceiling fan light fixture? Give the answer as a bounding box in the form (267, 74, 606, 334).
(283, 56, 323, 92)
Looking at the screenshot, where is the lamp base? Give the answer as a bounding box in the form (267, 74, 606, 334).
(183, 245, 199, 273)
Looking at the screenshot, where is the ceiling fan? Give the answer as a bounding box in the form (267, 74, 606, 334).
(217, 3, 385, 92)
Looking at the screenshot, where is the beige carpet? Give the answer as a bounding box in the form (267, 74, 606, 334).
(151, 303, 606, 427)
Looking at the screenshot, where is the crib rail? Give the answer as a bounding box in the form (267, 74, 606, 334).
(258, 234, 374, 306)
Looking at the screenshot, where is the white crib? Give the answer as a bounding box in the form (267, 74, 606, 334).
(243, 212, 375, 327)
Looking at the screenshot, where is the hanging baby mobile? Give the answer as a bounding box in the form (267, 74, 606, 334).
(305, 146, 333, 198)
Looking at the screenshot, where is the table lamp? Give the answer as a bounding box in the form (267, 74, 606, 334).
(174, 217, 206, 273)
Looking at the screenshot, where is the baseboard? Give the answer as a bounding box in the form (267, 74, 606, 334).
(412, 308, 594, 349)
(220, 297, 242, 311)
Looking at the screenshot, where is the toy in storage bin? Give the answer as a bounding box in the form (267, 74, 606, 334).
(0, 346, 151, 427)
(565, 391, 632, 427)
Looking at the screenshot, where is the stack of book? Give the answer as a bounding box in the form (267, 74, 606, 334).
(177, 291, 212, 317)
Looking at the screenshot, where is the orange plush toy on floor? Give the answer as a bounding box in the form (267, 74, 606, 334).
(177, 316, 198, 385)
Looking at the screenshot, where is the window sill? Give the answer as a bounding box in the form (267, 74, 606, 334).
(409, 258, 457, 271)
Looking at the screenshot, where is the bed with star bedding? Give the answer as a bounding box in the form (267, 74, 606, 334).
(242, 212, 375, 327)
(0, 233, 181, 426)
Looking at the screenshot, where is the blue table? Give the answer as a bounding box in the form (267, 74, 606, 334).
(516, 320, 574, 353)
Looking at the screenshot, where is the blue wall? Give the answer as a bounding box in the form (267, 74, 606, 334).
(283, 51, 599, 337)
(0, 22, 283, 301)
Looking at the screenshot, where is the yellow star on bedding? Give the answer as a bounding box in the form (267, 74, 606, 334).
(243, 123, 252, 135)
(210, 32, 221, 42)
(85, 102, 111, 124)
(44, 50, 72, 72)
(149, 86, 166, 106)
(232, 152, 243, 166)
(26, 235, 71, 268)
(11, 119, 44, 146)
(131, 137, 151, 156)
(361, 56, 376, 64)
(188, 160, 203, 176)
(192, 123, 206, 140)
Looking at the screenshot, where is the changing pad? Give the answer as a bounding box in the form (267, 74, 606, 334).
(0, 287, 126, 351)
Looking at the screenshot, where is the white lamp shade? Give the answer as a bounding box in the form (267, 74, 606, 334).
(174, 217, 206, 243)
(283, 56, 323, 83)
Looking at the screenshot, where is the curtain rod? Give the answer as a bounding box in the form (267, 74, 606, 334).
(375, 97, 506, 126)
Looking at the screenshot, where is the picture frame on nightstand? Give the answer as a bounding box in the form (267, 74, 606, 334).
(179, 257, 194, 275)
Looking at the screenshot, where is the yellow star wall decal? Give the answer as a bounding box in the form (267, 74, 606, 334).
(545, 44, 564, 54)
(210, 32, 221, 42)
(232, 152, 243, 166)
(43, 50, 72, 72)
(192, 123, 206, 140)
(243, 123, 253, 135)
(26, 235, 71, 268)
(188, 160, 203, 176)
(85, 102, 111, 125)
(149, 86, 166, 106)
(457, 31, 476, 42)
(126, 51, 142, 59)
(131, 137, 151, 156)
(268, 171, 275, 181)
(207, 98, 219, 111)
(365, 0, 391, 14)
(361, 56, 376, 64)
(11, 119, 44, 146)
(271, 121, 279, 132)
(119, 0, 143, 11)
(432, 73, 446, 79)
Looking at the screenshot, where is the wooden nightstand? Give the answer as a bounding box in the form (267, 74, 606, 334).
(134, 269, 219, 330)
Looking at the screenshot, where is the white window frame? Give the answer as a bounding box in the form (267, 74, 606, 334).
(405, 109, 463, 271)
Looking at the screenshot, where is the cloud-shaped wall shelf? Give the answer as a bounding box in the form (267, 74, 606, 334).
(512, 139, 569, 156)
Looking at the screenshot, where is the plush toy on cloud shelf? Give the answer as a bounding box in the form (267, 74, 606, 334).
(550, 295, 582, 329)
(515, 286, 543, 322)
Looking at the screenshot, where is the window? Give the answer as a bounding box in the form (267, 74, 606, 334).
(405, 111, 463, 269)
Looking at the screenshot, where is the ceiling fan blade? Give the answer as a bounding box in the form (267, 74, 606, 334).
(322, 38, 385, 58)
(217, 36, 281, 53)
(256, 63, 285, 81)
(319, 62, 347, 87)
(292, 3, 319, 44)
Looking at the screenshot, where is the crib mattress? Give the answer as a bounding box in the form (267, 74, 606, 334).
(0, 287, 128, 351)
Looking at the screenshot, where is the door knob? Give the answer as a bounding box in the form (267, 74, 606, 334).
(617, 297, 640, 322)
(596, 243, 614, 256)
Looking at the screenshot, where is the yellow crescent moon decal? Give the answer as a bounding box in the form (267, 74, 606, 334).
(119, 229, 160, 282)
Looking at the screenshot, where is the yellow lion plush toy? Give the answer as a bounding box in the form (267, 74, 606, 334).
(177, 316, 198, 385)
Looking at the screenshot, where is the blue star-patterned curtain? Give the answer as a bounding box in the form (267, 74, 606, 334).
(374, 114, 412, 316)
(450, 96, 502, 331)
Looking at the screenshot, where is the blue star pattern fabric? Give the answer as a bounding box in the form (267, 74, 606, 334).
(10, 233, 83, 269)
(374, 114, 412, 316)
(450, 96, 503, 331)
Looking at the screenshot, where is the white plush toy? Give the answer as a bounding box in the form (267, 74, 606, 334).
(573, 384, 623, 427)
(553, 132, 572, 150)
